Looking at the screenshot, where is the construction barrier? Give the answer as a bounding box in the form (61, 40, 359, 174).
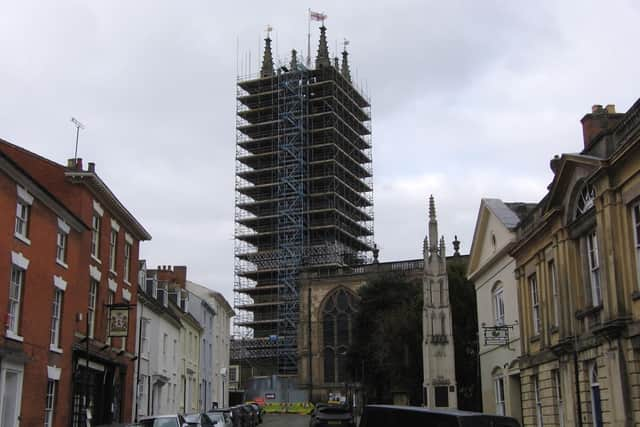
(262, 401, 315, 415)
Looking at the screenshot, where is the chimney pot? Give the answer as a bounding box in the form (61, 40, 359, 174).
(605, 104, 616, 113)
(88, 162, 95, 173)
(592, 104, 603, 113)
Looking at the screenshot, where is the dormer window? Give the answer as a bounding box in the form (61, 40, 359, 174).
(576, 184, 596, 217)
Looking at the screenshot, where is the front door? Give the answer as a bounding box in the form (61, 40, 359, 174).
(0, 362, 24, 427)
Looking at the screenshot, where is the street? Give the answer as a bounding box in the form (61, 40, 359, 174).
(262, 413, 310, 427)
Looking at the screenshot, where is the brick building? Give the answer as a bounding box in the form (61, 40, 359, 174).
(0, 139, 151, 426)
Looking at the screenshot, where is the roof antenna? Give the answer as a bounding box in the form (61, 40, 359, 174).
(70, 117, 85, 162)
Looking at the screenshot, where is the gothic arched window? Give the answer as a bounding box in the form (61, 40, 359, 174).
(322, 288, 357, 384)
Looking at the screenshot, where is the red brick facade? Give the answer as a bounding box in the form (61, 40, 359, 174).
(0, 139, 151, 426)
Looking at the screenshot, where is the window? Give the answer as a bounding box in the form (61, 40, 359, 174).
(123, 242, 132, 282)
(576, 184, 596, 216)
(494, 375, 505, 415)
(146, 271, 157, 295)
(88, 280, 98, 338)
(8, 267, 25, 335)
(141, 319, 149, 356)
(322, 288, 358, 383)
(529, 274, 541, 335)
(15, 199, 30, 239)
(533, 375, 543, 427)
(590, 362, 603, 427)
(44, 380, 56, 427)
(439, 279, 444, 306)
(50, 289, 63, 349)
(549, 260, 559, 328)
(163, 333, 168, 361)
(109, 229, 118, 272)
(634, 203, 640, 286)
(56, 230, 67, 265)
(552, 369, 563, 427)
(493, 284, 505, 326)
(587, 231, 602, 306)
(91, 214, 101, 259)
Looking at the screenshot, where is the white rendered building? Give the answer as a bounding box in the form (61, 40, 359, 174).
(135, 264, 183, 418)
(186, 281, 234, 408)
(467, 199, 534, 423)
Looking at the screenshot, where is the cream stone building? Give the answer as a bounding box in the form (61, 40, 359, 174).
(468, 199, 535, 423)
(422, 196, 457, 409)
(511, 101, 640, 426)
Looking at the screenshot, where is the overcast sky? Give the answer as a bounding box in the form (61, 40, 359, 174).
(1, 1, 639, 307)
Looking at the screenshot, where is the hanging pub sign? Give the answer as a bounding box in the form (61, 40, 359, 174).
(108, 304, 130, 337)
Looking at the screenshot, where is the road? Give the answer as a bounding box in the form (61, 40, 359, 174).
(261, 413, 310, 427)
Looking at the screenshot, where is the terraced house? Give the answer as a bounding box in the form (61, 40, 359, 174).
(0, 139, 150, 426)
(511, 100, 640, 426)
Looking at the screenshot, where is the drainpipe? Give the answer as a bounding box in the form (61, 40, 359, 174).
(308, 286, 313, 401)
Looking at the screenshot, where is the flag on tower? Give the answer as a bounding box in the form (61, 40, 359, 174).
(310, 10, 327, 22)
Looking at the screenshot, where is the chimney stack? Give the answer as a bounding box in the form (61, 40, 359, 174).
(67, 158, 83, 170)
(580, 104, 624, 150)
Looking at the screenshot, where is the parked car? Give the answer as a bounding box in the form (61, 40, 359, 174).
(230, 405, 250, 427)
(309, 404, 355, 427)
(246, 402, 263, 424)
(132, 414, 188, 427)
(359, 405, 521, 427)
(184, 413, 217, 427)
(240, 404, 257, 427)
(208, 408, 235, 427)
(244, 403, 260, 426)
(206, 410, 233, 427)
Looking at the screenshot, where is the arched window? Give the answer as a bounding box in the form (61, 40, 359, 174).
(322, 288, 357, 384)
(575, 184, 596, 218)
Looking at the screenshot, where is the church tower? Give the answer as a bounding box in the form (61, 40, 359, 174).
(422, 195, 458, 408)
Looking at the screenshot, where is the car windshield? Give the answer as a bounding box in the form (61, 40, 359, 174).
(138, 419, 179, 427)
(207, 412, 225, 423)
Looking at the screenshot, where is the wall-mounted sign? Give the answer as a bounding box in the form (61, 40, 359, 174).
(265, 393, 276, 400)
(108, 305, 130, 337)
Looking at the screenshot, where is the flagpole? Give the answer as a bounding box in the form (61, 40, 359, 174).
(307, 8, 311, 67)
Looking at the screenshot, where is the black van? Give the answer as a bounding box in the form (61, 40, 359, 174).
(360, 405, 521, 427)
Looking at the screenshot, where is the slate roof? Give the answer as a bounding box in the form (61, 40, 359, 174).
(482, 199, 535, 230)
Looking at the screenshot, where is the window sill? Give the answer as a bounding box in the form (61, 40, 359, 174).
(529, 334, 541, 343)
(5, 331, 24, 342)
(56, 259, 69, 269)
(549, 326, 559, 334)
(123, 279, 131, 287)
(109, 269, 117, 277)
(49, 345, 63, 354)
(575, 304, 603, 320)
(91, 254, 102, 265)
(14, 233, 31, 246)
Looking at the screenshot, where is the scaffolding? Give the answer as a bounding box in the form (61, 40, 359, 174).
(233, 48, 374, 375)
(275, 66, 308, 373)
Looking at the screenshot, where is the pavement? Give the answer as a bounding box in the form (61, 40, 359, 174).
(261, 413, 310, 427)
